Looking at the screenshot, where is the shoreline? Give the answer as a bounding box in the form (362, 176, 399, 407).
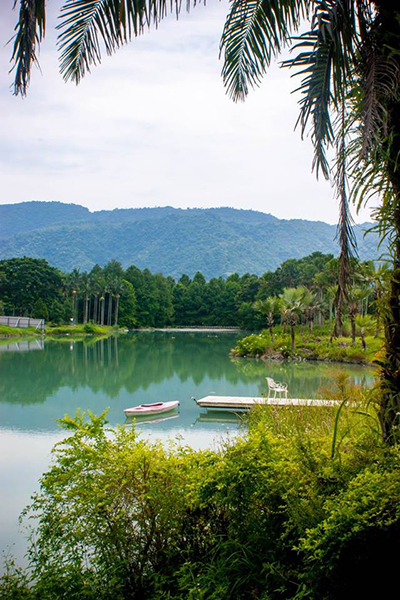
(136, 327, 242, 333)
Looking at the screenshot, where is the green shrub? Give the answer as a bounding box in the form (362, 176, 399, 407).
(231, 333, 269, 356)
(1, 393, 395, 600)
(83, 322, 97, 333)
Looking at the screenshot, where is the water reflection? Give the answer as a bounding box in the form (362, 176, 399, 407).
(0, 332, 376, 433)
(0, 339, 44, 353)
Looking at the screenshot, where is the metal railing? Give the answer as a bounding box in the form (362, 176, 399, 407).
(0, 316, 45, 331)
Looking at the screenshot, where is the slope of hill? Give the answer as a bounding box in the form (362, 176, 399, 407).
(0, 202, 379, 278)
(0, 202, 90, 240)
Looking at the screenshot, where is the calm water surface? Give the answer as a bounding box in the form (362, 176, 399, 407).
(0, 331, 376, 567)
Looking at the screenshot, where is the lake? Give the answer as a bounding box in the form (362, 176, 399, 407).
(0, 331, 376, 569)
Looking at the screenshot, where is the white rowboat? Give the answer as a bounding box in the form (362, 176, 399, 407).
(124, 400, 180, 417)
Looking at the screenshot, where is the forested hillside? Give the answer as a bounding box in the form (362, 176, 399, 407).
(0, 202, 379, 279)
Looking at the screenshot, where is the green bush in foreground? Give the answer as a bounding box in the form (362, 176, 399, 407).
(1, 386, 399, 599)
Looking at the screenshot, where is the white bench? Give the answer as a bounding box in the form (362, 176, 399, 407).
(266, 377, 288, 399)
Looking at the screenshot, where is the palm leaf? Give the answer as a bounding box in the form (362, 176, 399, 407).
(57, 0, 197, 85)
(284, 0, 359, 178)
(10, 0, 46, 96)
(220, 0, 307, 102)
(356, 31, 400, 157)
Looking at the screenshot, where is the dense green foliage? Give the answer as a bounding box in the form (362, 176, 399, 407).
(0, 257, 64, 318)
(0, 202, 379, 279)
(232, 327, 382, 364)
(0, 253, 384, 334)
(1, 382, 398, 599)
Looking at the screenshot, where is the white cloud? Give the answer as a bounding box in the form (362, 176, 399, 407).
(0, 1, 372, 224)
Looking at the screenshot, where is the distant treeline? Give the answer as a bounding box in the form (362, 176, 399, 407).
(0, 253, 378, 329)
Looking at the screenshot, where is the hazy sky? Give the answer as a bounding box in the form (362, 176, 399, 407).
(0, 1, 373, 224)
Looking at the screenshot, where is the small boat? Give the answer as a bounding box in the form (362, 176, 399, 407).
(124, 400, 180, 417)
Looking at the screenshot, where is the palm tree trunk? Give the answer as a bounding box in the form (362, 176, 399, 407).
(100, 298, 105, 326)
(350, 314, 356, 345)
(83, 295, 89, 324)
(360, 328, 366, 351)
(107, 293, 112, 326)
(114, 294, 120, 326)
(267, 315, 275, 343)
(375, 290, 381, 338)
(380, 199, 400, 444)
(93, 296, 98, 325)
(333, 293, 344, 338)
(290, 323, 295, 354)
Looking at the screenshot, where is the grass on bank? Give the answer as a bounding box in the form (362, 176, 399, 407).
(45, 323, 115, 336)
(0, 325, 42, 338)
(1, 376, 399, 600)
(0, 323, 118, 339)
(232, 325, 383, 364)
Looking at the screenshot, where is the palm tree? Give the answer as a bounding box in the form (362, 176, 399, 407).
(253, 297, 280, 343)
(280, 287, 305, 354)
(355, 314, 374, 351)
(81, 272, 90, 324)
(90, 265, 105, 324)
(360, 262, 390, 338)
(326, 285, 337, 326)
(67, 268, 81, 324)
(9, 1, 400, 442)
(347, 287, 369, 345)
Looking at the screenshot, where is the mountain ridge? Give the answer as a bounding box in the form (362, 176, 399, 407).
(0, 202, 379, 279)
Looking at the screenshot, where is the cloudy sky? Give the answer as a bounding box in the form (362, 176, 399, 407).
(0, 1, 372, 224)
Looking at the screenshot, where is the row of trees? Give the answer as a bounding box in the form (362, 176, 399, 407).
(0, 253, 388, 331)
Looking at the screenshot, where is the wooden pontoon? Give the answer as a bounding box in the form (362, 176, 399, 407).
(194, 396, 340, 409)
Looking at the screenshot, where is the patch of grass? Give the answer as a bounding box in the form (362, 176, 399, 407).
(0, 325, 42, 338)
(45, 324, 113, 336)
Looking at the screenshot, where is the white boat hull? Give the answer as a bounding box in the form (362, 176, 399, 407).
(124, 400, 180, 417)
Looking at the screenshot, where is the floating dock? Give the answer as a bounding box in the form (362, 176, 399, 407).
(195, 396, 340, 409)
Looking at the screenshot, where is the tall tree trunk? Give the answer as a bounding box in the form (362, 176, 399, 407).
(290, 323, 295, 354)
(375, 290, 381, 338)
(380, 203, 400, 443)
(83, 295, 89, 324)
(100, 297, 105, 326)
(93, 296, 98, 325)
(350, 313, 356, 345)
(333, 293, 344, 338)
(107, 293, 112, 326)
(268, 315, 275, 343)
(372, 0, 400, 445)
(114, 294, 120, 326)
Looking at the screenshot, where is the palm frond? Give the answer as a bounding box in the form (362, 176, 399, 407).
(356, 31, 400, 157)
(57, 0, 198, 85)
(284, 0, 359, 178)
(10, 0, 46, 96)
(221, 0, 308, 102)
(331, 99, 357, 336)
